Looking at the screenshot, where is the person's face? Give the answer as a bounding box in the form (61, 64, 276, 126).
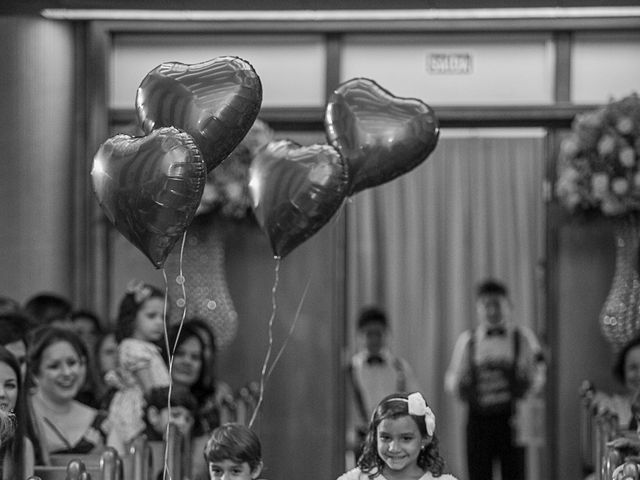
(376, 415, 427, 475)
(155, 405, 194, 438)
(133, 298, 165, 342)
(98, 333, 118, 374)
(0, 361, 18, 412)
(3, 340, 26, 380)
(624, 345, 640, 394)
(172, 336, 203, 387)
(74, 317, 100, 350)
(34, 341, 84, 403)
(477, 293, 508, 326)
(208, 459, 262, 480)
(361, 321, 387, 355)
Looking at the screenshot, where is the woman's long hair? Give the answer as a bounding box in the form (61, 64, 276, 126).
(357, 393, 445, 478)
(0, 346, 27, 480)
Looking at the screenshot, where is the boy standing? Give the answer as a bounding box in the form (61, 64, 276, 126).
(445, 279, 546, 480)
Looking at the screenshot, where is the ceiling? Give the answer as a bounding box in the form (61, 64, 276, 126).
(3, 0, 640, 16)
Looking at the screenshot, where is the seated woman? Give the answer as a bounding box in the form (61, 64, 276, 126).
(0, 345, 35, 479)
(167, 319, 234, 479)
(27, 326, 108, 456)
(591, 335, 640, 431)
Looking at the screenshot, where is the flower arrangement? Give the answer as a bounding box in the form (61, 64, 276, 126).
(555, 93, 640, 217)
(196, 118, 274, 219)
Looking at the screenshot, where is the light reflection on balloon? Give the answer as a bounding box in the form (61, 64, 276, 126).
(91, 127, 206, 269)
(136, 56, 263, 173)
(249, 140, 349, 258)
(325, 77, 439, 195)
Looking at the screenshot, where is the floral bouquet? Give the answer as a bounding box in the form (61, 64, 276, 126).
(196, 118, 274, 219)
(555, 93, 640, 217)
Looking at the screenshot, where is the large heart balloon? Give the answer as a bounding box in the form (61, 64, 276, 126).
(91, 127, 207, 269)
(249, 140, 348, 259)
(136, 56, 262, 173)
(325, 77, 439, 195)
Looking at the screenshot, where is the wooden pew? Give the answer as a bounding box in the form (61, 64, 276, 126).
(28, 447, 121, 480)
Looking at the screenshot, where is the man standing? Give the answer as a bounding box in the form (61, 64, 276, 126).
(346, 306, 420, 462)
(445, 279, 546, 480)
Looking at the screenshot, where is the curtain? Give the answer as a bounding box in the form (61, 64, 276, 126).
(345, 128, 547, 478)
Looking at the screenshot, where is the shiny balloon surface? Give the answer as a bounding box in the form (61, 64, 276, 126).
(136, 56, 262, 173)
(249, 140, 348, 258)
(325, 77, 439, 195)
(91, 127, 206, 268)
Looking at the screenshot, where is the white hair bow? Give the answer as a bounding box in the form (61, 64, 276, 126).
(407, 392, 436, 436)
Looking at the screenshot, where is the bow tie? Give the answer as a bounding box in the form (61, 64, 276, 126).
(366, 354, 386, 365)
(486, 326, 506, 337)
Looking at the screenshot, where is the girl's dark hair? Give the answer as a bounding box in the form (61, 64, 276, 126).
(613, 335, 640, 384)
(357, 392, 445, 478)
(115, 284, 164, 343)
(167, 319, 217, 404)
(0, 346, 27, 479)
(204, 423, 262, 471)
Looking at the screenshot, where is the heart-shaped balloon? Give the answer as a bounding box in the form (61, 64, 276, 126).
(249, 140, 348, 258)
(136, 56, 262, 173)
(325, 77, 440, 195)
(91, 127, 206, 269)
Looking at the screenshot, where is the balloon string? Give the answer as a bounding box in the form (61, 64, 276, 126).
(248, 258, 281, 428)
(162, 231, 188, 480)
(266, 274, 312, 380)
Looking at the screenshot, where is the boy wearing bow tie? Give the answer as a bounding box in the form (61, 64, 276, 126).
(346, 306, 420, 466)
(445, 279, 546, 480)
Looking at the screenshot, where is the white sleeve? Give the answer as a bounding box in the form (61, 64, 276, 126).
(444, 330, 472, 396)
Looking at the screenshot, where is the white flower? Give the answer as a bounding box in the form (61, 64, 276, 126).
(619, 146, 636, 168)
(592, 173, 610, 199)
(561, 137, 580, 158)
(617, 117, 634, 135)
(598, 135, 617, 157)
(611, 177, 629, 195)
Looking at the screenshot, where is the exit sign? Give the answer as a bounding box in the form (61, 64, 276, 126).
(427, 53, 473, 74)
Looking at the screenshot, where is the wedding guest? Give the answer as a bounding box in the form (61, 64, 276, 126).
(346, 306, 420, 462)
(71, 309, 103, 352)
(0, 346, 35, 479)
(106, 281, 169, 454)
(141, 385, 197, 442)
(590, 334, 640, 431)
(95, 330, 118, 410)
(166, 319, 234, 479)
(27, 326, 108, 456)
(337, 392, 458, 480)
(0, 311, 35, 378)
(445, 278, 546, 480)
(24, 293, 73, 329)
(205, 423, 264, 480)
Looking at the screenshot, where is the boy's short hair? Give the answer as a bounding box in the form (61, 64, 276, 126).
(146, 385, 198, 415)
(204, 423, 262, 471)
(476, 279, 508, 298)
(357, 306, 388, 330)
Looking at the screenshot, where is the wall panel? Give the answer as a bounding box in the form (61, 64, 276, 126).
(0, 17, 75, 302)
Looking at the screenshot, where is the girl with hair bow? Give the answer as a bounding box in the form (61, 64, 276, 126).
(337, 392, 458, 480)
